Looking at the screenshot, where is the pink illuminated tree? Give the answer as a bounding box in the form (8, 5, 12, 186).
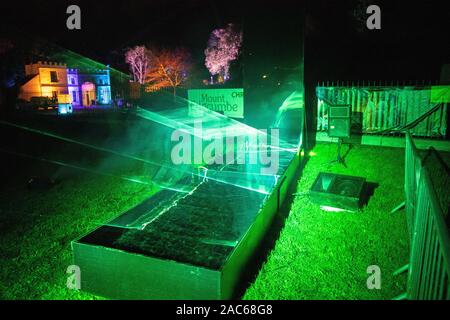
(125, 46, 149, 84)
(204, 24, 242, 83)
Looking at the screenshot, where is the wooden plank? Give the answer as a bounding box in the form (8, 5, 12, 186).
(72, 241, 221, 299)
(316, 132, 450, 152)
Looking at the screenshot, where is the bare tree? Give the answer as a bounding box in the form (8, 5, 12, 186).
(145, 47, 191, 96)
(125, 46, 148, 84)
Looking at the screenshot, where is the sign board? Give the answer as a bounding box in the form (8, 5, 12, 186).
(188, 88, 244, 118)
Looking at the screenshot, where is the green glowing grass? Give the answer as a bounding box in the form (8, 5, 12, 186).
(0, 167, 155, 300)
(0, 140, 410, 300)
(243, 142, 410, 300)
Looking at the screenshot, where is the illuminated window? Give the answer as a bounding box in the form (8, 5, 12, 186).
(50, 71, 58, 83)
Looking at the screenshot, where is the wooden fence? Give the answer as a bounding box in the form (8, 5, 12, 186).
(316, 84, 449, 137)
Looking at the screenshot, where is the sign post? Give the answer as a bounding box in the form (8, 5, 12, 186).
(188, 88, 244, 118)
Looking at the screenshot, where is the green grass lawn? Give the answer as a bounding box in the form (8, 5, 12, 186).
(243, 142, 410, 299)
(0, 141, 410, 300)
(0, 166, 155, 300)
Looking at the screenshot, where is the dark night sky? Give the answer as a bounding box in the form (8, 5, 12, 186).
(0, 0, 449, 81)
(0, 0, 230, 61)
(306, 0, 450, 82)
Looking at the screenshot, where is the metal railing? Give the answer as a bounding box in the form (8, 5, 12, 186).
(395, 132, 450, 300)
(407, 165, 450, 299)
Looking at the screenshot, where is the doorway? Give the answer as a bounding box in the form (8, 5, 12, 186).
(81, 82, 96, 106)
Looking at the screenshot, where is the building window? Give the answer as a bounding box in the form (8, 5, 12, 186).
(70, 77, 76, 85)
(72, 91, 77, 102)
(50, 71, 58, 83)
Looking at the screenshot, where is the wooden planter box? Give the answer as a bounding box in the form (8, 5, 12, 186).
(72, 152, 300, 299)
